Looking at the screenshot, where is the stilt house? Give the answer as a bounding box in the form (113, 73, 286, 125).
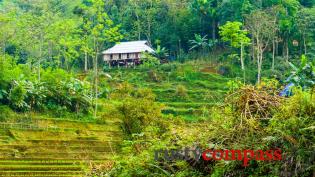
(102, 41, 155, 67)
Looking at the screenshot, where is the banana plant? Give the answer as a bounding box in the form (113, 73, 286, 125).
(189, 34, 209, 51)
(286, 55, 315, 90)
(153, 45, 169, 60)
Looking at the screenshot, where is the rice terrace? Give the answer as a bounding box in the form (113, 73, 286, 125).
(0, 0, 314, 177)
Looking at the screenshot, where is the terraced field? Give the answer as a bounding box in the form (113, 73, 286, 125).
(108, 62, 229, 121)
(0, 117, 122, 177)
(0, 62, 229, 176)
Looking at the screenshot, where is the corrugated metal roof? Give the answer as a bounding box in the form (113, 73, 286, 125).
(102, 41, 155, 54)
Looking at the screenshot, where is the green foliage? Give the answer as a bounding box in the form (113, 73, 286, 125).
(1, 0, 315, 176)
(8, 82, 28, 111)
(0, 58, 93, 115)
(219, 21, 250, 48)
(189, 34, 217, 55)
(114, 85, 163, 136)
(147, 69, 161, 82)
(287, 55, 315, 89)
(0, 105, 14, 122)
(154, 45, 169, 60)
(140, 53, 160, 68)
(118, 96, 163, 136)
(109, 83, 314, 176)
(175, 85, 188, 98)
(189, 34, 209, 51)
(8, 80, 47, 111)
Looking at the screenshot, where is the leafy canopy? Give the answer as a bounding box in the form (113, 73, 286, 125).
(219, 21, 250, 48)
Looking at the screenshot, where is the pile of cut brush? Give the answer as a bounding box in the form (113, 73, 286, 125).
(226, 85, 283, 120)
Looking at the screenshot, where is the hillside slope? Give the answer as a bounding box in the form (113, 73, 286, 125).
(0, 111, 122, 177)
(106, 61, 230, 121)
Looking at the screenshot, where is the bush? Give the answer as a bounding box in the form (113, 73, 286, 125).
(158, 63, 178, 72)
(175, 85, 188, 98)
(46, 78, 92, 114)
(116, 87, 164, 136)
(0, 105, 14, 122)
(109, 82, 135, 100)
(147, 69, 161, 82)
(8, 81, 29, 111)
(4, 68, 93, 116)
(218, 65, 232, 77)
(140, 53, 160, 68)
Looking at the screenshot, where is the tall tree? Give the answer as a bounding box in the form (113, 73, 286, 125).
(81, 0, 123, 118)
(219, 21, 250, 82)
(278, 0, 300, 62)
(246, 10, 277, 84)
(190, 0, 220, 39)
(297, 7, 315, 55)
(0, 12, 14, 62)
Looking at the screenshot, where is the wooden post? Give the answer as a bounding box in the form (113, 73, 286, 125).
(108, 61, 111, 69)
(133, 59, 135, 69)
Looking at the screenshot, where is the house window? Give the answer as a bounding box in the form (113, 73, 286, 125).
(119, 54, 122, 59)
(127, 53, 130, 59)
(110, 54, 113, 60)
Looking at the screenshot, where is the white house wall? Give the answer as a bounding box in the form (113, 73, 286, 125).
(104, 54, 110, 61)
(103, 53, 141, 61)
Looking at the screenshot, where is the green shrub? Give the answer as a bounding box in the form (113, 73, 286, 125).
(4, 69, 92, 115)
(158, 63, 178, 72)
(46, 78, 92, 114)
(110, 82, 135, 100)
(175, 85, 188, 98)
(0, 105, 14, 122)
(218, 65, 232, 77)
(147, 69, 161, 82)
(140, 53, 160, 68)
(286, 55, 315, 90)
(8, 81, 29, 111)
(116, 87, 164, 136)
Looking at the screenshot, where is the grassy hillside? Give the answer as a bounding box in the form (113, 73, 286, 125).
(106, 61, 230, 121)
(0, 60, 314, 176)
(0, 62, 232, 176)
(0, 61, 231, 176)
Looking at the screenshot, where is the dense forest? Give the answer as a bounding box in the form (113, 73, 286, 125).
(0, 0, 314, 177)
(1, 0, 315, 72)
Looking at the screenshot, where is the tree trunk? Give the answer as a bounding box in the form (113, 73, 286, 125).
(257, 50, 260, 84)
(94, 38, 99, 118)
(286, 40, 289, 63)
(275, 39, 278, 56)
(272, 38, 275, 71)
(94, 54, 98, 118)
(282, 40, 285, 58)
(251, 36, 255, 62)
(240, 42, 245, 83)
(135, 13, 141, 40)
(212, 19, 216, 40)
(84, 50, 88, 72)
(240, 42, 244, 70)
(38, 33, 43, 81)
(303, 33, 307, 55)
(147, 14, 152, 44)
(256, 36, 263, 84)
(257, 49, 262, 84)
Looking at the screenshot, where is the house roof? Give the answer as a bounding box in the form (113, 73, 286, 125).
(102, 41, 155, 54)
